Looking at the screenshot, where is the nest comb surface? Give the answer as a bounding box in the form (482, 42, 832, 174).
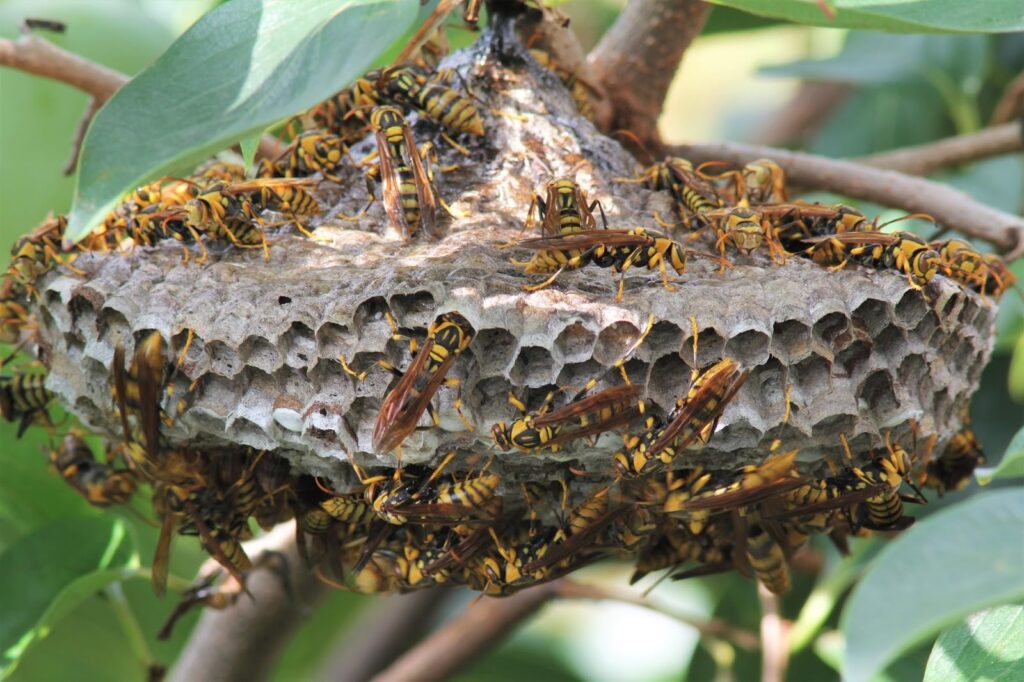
(35, 30, 997, 488)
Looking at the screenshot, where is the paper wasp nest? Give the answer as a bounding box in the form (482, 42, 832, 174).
(35, 30, 996, 492)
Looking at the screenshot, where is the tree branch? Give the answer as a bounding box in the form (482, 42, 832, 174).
(168, 525, 331, 682)
(670, 141, 1024, 258)
(587, 0, 711, 148)
(64, 97, 101, 175)
(555, 580, 760, 651)
(0, 20, 129, 175)
(315, 588, 452, 682)
(757, 584, 790, 682)
(0, 21, 127, 100)
(854, 121, 1024, 176)
(992, 73, 1024, 125)
(371, 577, 763, 682)
(372, 580, 564, 682)
(1, 19, 286, 174)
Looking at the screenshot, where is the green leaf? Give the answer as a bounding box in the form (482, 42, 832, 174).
(0, 517, 136, 678)
(67, 0, 419, 242)
(239, 133, 263, 174)
(789, 537, 883, 653)
(841, 489, 1024, 682)
(707, 1, 1024, 33)
(977, 427, 1024, 484)
(924, 605, 1024, 682)
(762, 33, 989, 93)
(1010, 334, 1024, 403)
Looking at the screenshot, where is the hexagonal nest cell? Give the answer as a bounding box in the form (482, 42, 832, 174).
(29, 31, 998, 492)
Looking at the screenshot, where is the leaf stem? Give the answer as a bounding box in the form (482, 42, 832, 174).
(104, 582, 160, 677)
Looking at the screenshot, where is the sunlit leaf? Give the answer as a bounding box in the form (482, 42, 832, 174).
(924, 605, 1024, 682)
(841, 489, 1024, 682)
(707, 1, 1024, 33)
(0, 517, 136, 678)
(67, 0, 419, 242)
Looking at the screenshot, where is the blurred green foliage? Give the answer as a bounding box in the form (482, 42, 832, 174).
(0, 1, 1022, 681)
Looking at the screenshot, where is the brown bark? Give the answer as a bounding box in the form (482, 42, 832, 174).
(671, 141, 1024, 258)
(315, 588, 451, 682)
(371, 581, 563, 682)
(168, 525, 330, 682)
(758, 584, 791, 682)
(587, 0, 711, 149)
(855, 122, 1024, 176)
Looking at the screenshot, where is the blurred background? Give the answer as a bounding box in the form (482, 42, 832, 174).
(1, 1, 1022, 680)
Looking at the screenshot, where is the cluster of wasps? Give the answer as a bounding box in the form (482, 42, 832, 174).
(313, 309, 988, 599)
(0, 0, 1011, 629)
(507, 157, 1017, 301)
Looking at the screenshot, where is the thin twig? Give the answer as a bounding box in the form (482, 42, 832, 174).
(587, 0, 711, 148)
(2, 19, 286, 175)
(757, 583, 790, 682)
(315, 588, 452, 682)
(0, 21, 127, 100)
(555, 580, 761, 651)
(0, 20, 129, 175)
(670, 141, 1024, 259)
(749, 82, 851, 147)
(64, 97, 100, 174)
(372, 580, 564, 682)
(855, 122, 1024, 176)
(991, 73, 1024, 125)
(168, 524, 330, 682)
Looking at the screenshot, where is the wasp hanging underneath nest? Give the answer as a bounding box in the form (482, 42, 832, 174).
(1, 9, 1007, 623)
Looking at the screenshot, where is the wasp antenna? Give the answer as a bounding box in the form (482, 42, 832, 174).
(610, 129, 655, 166)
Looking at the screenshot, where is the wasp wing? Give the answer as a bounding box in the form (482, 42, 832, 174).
(517, 229, 649, 251)
(373, 128, 412, 239)
(645, 363, 748, 460)
(402, 122, 438, 238)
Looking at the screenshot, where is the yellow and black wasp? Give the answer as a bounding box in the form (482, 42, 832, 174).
(513, 227, 723, 300)
(932, 239, 1017, 299)
(922, 408, 985, 495)
(376, 469, 502, 525)
(384, 65, 485, 138)
(698, 204, 788, 266)
(460, 523, 560, 596)
(620, 156, 720, 223)
(257, 132, 349, 184)
(613, 357, 750, 478)
(803, 230, 942, 288)
(0, 369, 54, 436)
(370, 105, 440, 240)
(492, 314, 652, 452)
(351, 311, 475, 454)
(50, 433, 137, 508)
(5, 214, 74, 299)
(525, 177, 606, 237)
(740, 158, 788, 204)
(771, 202, 873, 261)
(767, 432, 928, 535)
